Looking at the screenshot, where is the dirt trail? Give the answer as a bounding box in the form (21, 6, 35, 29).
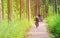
(26, 21, 50, 38)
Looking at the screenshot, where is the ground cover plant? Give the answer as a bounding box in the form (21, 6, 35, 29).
(46, 15, 60, 38)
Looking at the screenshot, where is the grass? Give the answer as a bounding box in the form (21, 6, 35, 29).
(0, 0, 34, 38)
(0, 18, 33, 38)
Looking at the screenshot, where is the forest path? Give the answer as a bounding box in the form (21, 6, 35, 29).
(25, 21, 50, 38)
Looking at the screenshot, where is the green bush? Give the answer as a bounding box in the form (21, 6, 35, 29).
(46, 15, 60, 38)
(0, 19, 33, 38)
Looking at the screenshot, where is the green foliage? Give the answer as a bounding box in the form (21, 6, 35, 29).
(57, 6, 60, 15)
(0, 0, 34, 38)
(46, 15, 60, 38)
(48, 6, 54, 16)
(0, 19, 33, 38)
(3, 0, 8, 19)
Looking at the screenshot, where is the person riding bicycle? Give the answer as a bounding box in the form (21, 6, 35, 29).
(34, 16, 39, 28)
(38, 14, 43, 22)
(34, 14, 43, 28)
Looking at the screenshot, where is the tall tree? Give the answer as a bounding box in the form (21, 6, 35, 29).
(30, 0, 35, 18)
(0, 0, 3, 21)
(20, 0, 24, 21)
(54, 0, 57, 13)
(8, 0, 12, 22)
(45, 0, 49, 17)
(34, 0, 40, 16)
(2, 0, 4, 20)
(29, 0, 31, 21)
(41, 0, 46, 18)
(26, 0, 31, 21)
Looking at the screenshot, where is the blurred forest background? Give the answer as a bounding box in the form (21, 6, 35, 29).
(0, 0, 60, 38)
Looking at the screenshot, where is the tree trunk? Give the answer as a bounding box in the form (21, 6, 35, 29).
(29, 0, 31, 21)
(45, 0, 48, 17)
(45, 5, 48, 17)
(8, 0, 12, 22)
(26, 0, 30, 21)
(42, 0, 46, 18)
(20, 0, 22, 21)
(20, 0, 24, 21)
(2, 0, 4, 20)
(0, 0, 3, 21)
(34, 0, 40, 16)
(53, 0, 57, 13)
